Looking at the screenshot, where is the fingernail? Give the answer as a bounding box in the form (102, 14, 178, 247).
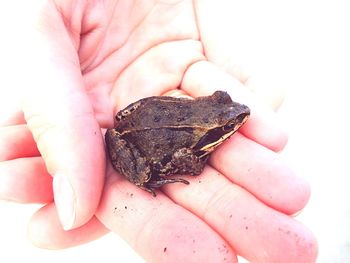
(53, 173, 76, 230)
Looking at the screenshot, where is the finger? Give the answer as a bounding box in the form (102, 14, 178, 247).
(28, 203, 109, 249)
(182, 61, 288, 152)
(0, 125, 40, 161)
(162, 167, 318, 263)
(109, 39, 204, 116)
(0, 157, 53, 203)
(96, 171, 237, 263)
(22, 3, 104, 230)
(211, 133, 310, 215)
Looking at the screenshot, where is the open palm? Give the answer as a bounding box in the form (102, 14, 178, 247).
(0, 1, 317, 262)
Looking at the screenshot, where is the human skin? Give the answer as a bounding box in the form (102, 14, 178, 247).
(0, 1, 317, 262)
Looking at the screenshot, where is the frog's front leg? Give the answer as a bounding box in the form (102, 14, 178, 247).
(170, 148, 207, 175)
(105, 129, 151, 188)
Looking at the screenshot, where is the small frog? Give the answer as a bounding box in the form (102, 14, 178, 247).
(105, 91, 250, 196)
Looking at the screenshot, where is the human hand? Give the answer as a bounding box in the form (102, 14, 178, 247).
(0, 1, 317, 262)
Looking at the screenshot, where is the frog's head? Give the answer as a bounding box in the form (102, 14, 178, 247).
(194, 91, 250, 158)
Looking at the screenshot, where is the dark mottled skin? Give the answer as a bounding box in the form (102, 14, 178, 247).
(105, 91, 250, 196)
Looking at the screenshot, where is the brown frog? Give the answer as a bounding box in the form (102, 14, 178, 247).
(105, 91, 250, 196)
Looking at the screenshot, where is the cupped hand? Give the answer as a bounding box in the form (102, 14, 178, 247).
(0, 1, 317, 262)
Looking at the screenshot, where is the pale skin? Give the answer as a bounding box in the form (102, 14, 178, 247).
(0, 1, 317, 263)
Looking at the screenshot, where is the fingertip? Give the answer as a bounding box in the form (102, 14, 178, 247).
(279, 217, 318, 263)
(284, 175, 312, 216)
(268, 167, 311, 216)
(300, 227, 319, 263)
(53, 167, 105, 230)
(271, 214, 318, 263)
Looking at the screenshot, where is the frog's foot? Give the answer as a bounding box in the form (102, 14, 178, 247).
(138, 185, 157, 197)
(144, 177, 190, 196)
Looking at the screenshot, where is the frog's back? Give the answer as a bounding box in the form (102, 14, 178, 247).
(116, 94, 229, 132)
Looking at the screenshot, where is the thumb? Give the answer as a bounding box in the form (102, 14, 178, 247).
(21, 3, 105, 230)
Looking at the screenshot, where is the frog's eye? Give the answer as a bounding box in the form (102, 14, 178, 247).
(223, 120, 236, 131)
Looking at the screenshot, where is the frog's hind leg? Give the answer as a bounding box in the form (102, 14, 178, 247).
(105, 129, 151, 185)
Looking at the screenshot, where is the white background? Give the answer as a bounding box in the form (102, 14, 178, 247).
(1, 1, 350, 262)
